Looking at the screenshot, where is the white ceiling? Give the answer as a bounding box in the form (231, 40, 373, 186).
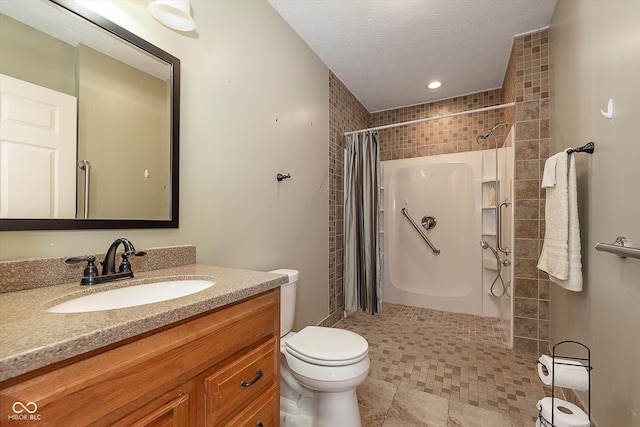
(268, 0, 558, 112)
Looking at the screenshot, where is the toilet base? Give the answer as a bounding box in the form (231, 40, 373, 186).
(281, 389, 362, 427)
(314, 388, 362, 427)
(281, 396, 312, 427)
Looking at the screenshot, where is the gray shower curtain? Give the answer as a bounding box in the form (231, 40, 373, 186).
(344, 131, 382, 314)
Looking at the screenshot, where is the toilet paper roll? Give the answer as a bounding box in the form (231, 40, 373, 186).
(537, 355, 589, 391)
(536, 397, 589, 427)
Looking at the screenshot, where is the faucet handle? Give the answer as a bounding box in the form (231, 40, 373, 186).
(65, 256, 99, 285)
(65, 255, 95, 264)
(118, 251, 146, 273)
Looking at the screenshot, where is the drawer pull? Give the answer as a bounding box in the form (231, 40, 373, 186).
(256, 421, 264, 427)
(240, 369, 263, 387)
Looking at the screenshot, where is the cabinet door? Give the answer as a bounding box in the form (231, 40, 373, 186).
(111, 383, 194, 427)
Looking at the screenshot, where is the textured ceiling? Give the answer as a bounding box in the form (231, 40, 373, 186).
(268, 0, 558, 112)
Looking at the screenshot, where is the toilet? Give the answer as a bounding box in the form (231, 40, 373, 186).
(270, 269, 370, 427)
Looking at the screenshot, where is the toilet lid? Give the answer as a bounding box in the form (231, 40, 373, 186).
(285, 326, 368, 366)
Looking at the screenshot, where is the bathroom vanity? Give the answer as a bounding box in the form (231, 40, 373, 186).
(0, 262, 286, 426)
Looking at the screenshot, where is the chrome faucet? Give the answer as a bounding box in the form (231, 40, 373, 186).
(66, 238, 146, 285)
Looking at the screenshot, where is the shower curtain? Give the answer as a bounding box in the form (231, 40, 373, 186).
(344, 131, 382, 314)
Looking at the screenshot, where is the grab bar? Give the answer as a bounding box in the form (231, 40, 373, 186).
(497, 199, 511, 254)
(401, 208, 440, 255)
(78, 160, 91, 219)
(595, 236, 640, 259)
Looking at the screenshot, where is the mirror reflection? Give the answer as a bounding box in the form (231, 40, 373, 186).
(0, 0, 176, 225)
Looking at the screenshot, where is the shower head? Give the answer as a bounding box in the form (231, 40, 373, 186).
(480, 240, 499, 259)
(475, 123, 510, 145)
(476, 135, 489, 145)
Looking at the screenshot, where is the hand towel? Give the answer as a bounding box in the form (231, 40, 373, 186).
(537, 150, 583, 291)
(541, 153, 561, 188)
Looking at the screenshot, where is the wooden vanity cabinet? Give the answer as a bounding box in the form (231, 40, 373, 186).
(0, 289, 280, 427)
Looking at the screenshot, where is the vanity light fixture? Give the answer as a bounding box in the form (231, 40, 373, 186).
(427, 80, 443, 90)
(148, 0, 196, 32)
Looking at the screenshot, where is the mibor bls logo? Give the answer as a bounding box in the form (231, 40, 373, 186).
(8, 402, 41, 421)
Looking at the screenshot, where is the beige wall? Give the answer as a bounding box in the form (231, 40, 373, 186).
(549, 1, 640, 425)
(0, 14, 76, 96)
(0, 0, 330, 330)
(77, 45, 170, 220)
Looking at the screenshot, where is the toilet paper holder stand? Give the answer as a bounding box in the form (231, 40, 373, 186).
(537, 340, 592, 427)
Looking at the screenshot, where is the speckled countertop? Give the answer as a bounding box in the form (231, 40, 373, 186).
(0, 264, 287, 382)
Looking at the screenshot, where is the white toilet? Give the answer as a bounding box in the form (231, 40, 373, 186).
(270, 269, 370, 427)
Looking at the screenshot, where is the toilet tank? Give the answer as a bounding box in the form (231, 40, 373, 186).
(269, 269, 299, 337)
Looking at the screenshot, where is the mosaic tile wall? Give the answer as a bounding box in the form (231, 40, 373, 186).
(510, 30, 551, 356)
(325, 71, 369, 327)
(370, 90, 506, 161)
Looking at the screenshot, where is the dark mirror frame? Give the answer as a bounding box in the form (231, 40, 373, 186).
(0, 0, 179, 231)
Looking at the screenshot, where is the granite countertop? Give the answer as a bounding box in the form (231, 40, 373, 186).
(0, 264, 287, 382)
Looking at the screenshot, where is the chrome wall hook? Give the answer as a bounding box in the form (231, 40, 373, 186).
(277, 173, 291, 182)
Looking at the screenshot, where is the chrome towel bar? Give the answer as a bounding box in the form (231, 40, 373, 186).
(497, 199, 511, 255)
(401, 208, 440, 255)
(595, 236, 640, 259)
(78, 160, 91, 219)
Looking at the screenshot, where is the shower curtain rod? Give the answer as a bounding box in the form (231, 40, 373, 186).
(343, 102, 516, 136)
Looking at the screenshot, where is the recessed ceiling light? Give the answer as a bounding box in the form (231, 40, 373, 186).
(427, 81, 443, 89)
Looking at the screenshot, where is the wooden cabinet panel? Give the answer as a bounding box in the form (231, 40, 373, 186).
(129, 395, 190, 427)
(205, 338, 278, 426)
(112, 383, 194, 427)
(222, 384, 278, 427)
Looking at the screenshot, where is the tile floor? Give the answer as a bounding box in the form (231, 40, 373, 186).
(334, 303, 550, 427)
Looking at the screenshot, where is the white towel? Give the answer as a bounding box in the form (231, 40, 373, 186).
(541, 153, 561, 188)
(537, 150, 583, 291)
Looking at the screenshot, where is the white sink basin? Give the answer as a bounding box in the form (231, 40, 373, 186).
(47, 280, 214, 313)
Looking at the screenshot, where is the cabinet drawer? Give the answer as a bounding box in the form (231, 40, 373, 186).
(205, 338, 278, 426)
(222, 384, 278, 427)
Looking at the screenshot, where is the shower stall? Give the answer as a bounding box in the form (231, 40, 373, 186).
(344, 105, 516, 346)
(380, 128, 515, 346)
(382, 152, 483, 315)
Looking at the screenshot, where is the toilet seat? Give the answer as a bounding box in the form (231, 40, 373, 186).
(284, 326, 369, 366)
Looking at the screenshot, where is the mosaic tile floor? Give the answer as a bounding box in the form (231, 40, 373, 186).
(334, 303, 550, 426)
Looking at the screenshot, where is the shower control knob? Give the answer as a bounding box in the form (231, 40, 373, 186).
(421, 215, 437, 230)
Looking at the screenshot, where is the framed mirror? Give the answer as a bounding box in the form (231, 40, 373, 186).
(0, 0, 179, 230)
